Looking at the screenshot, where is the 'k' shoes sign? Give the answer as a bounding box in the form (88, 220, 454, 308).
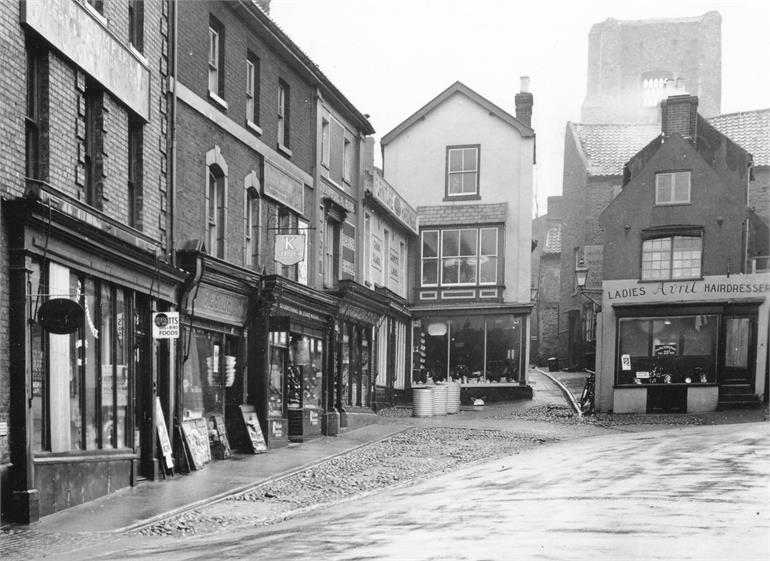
(274, 234, 305, 266)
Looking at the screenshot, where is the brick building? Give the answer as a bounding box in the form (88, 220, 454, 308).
(596, 95, 769, 413)
(1, 0, 184, 522)
(381, 80, 535, 403)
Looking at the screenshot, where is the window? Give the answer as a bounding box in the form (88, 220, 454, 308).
(446, 146, 479, 197)
(128, 0, 144, 53)
(655, 171, 690, 205)
(84, 81, 103, 208)
(207, 166, 226, 258)
(442, 229, 478, 285)
(245, 187, 260, 267)
(26, 44, 44, 180)
(32, 262, 133, 452)
(86, 0, 104, 14)
(208, 16, 225, 100)
(641, 235, 702, 281)
(127, 121, 143, 229)
(343, 137, 352, 182)
(278, 80, 290, 149)
(324, 216, 340, 288)
(245, 52, 260, 125)
(421, 227, 499, 287)
(617, 315, 718, 385)
(321, 118, 330, 167)
(421, 231, 439, 286)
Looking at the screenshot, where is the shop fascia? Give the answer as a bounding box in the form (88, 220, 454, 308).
(603, 273, 770, 306)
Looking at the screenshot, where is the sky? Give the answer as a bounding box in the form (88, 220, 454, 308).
(269, 0, 770, 217)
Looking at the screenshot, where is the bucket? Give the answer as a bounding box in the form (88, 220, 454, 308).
(446, 382, 461, 414)
(432, 383, 448, 415)
(412, 386, 434, 417)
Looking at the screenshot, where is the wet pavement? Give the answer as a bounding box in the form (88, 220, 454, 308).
(1, 369, 767, 560)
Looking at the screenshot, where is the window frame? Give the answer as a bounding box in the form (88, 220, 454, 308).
(206, 165, 226, 258)
(208, 16, 225, 103)
(641, 233, 703, 281)
(26, 44, 43, 180)
(420, 226, 501, 288)
(324, 215, 341, 289)
(343, 136, 352, 183)
(245, 51, 260, 127)
(277, 80, 290, 150)
(244, 186, 260, 268)
(128, 0, 144, 54)
(321, 118, 330, 168)
(445, 145, 480, 199)
(655, 170, 691, 205)
(127, 120, 143, 229)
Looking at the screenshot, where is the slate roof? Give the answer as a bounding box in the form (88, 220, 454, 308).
(417, 203, 508, 226)
(572, 108, 770, 175)
(708, 109, 770, 166)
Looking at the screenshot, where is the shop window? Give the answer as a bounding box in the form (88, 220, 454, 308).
(655, 171, 691, 205)
(268, 331, 287, 417)
(446, 145, 479, 198)
(182, 329, 239, 420)
(641, 235, 701, 281)
(617, 315, 718, 386)
(128, 0, 144, 53)
(33, 263, 134, 452)
(245, 52, 260, 126)
(208, 16, 225, 102)
(287, 335, 323, 410)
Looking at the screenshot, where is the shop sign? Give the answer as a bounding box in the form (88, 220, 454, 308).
(371, 235, 383, 271)
(654, 343, 677, 356)
(264, 161, 304, 215)
(155, 397, 174, 470)
(37, 298, 84, 334)
(274, 234, 305, 266)
(152, 312, 180, 339)
(604, 273, 770, 305)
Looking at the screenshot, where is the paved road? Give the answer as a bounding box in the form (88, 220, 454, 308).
(75, 421, 769, 561)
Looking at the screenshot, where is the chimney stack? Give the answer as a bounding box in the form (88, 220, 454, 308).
(661, 95, 698, 141)
(515, 76, 533, 128)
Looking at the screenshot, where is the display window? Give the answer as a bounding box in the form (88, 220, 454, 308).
(30, 261, 133, 453)
(617, 314, 718, 385)
(287, 335, 324, 410)
(268, 331, 287, 417)
(419, 313, 523, 384)
(182, 328, 240, 419)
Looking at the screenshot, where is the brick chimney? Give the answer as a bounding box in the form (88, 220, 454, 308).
(515, 76, 533, 128)
(661, 94, 698, 141)
(254, 0, 271, 14)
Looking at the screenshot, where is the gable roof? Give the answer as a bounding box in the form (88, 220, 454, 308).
(570, 123, 660, 176)
(708, 108, 770, 166)
(381, 81, 534, 146)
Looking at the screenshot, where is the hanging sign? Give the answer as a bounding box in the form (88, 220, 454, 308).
(37, 298, 84, 334)
(274, 234, 305, 266)
(152, 311, 180, 339)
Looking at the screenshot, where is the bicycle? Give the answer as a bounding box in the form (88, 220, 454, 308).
(579, 369, 596, 415)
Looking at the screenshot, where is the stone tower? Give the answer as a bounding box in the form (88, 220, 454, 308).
(581, 11, 722, 123)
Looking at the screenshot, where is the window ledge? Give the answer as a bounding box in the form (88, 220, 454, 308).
(129, 44, 147, 65)
(654, 201, 691, 206)
(278, 143, 293, 158)
(443, 194, 481, 202)
(208, 90, 228, 111)
(246, 120, 263, 136)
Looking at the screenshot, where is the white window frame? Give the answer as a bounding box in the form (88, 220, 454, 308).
(343, 137, 352, 183)
(478, 227, 498, 285)
(278, 81, 288, 148)
(447, 146, 479, 197)
(440, 229, 478, 286)
(208, 26, 219, 95)
(245, 58, 256, 124)
(421, 230, 439, 288)
(244, 186, 260, 268)
(321, 118, 330, 168)
(655, 171, 691, 205)
(641, 235, 702, 281)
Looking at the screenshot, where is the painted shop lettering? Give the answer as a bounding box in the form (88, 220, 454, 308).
(704, 283, 770, 294)
(608, 286, 647, 300)
(652, 281, 697, 296)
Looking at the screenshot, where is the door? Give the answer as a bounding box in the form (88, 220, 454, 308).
(719, 313, 757, 389)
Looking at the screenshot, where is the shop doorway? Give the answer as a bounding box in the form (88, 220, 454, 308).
(719, 312, 757, 391)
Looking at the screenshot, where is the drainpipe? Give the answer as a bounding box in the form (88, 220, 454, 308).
(169, 0, 178, 268)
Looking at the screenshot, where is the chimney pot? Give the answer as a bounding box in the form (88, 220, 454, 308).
(519, 76, 530, 93)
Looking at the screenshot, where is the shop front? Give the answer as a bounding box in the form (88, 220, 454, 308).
(373, 286, 411, 409)
(598, 274, 769, 413)
(177, 249, 256, 466)
(411, 305, 533, 404)
(333, 280, 390, 424)
(5, 198, 185, 522)
(254, 275, 337, 446)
